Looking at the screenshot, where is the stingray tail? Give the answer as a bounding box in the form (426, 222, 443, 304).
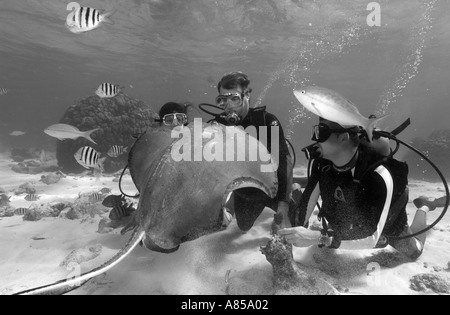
(12, 229, 145, 295)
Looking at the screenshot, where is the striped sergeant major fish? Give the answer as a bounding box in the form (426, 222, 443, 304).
(15, 208, 29, 216)
(25, 194, 40, 202)
(102, 194, 135, 221)
(66, 2, 115, 34)
(95, 83, 122, 99)
(109, 203, 135, 221)
(102, 194, 126, 208)
(89, 192, 104, 203)
(107, 145, 128, 158)
(0, 88, 9, 95)
(74, 146, 106, 172)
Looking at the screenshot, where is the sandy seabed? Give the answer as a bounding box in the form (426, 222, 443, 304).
(0, 153, 449, 295)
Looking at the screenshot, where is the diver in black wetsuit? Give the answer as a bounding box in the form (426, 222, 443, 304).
(279, 117, 436, 260)
(211, 72, 301, 231)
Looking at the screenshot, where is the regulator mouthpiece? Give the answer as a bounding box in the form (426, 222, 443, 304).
(302, 143, 322, 160)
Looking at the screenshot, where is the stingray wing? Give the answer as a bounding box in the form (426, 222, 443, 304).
(129, 123, 278, 252)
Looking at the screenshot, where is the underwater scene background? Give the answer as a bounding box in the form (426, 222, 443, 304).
(0, 0, 450, 179)
(0, 0, 450, 296)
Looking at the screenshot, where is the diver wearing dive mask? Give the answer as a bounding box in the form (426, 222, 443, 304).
(311, 123, 360, 143)
(302, 122, 360, 161)
(282, 116, 430, 261)
(215, 90, 249, 125)
(157, 102, 191, 127)
(210, 71, 298, 233)
(161, 113, 188, 126)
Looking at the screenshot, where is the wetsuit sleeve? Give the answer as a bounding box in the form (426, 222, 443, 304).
(265, 113, 291, 203)
(296, 159, 320, 227)
(338, 165, 393, 250)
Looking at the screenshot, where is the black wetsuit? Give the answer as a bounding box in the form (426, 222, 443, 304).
(296, 145, 422, 258)
(212, 106, 297, 231)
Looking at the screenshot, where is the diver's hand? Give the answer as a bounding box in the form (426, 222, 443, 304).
(276, 201, 291, 229)
(278, 227, 320, 248)
(271, 202, 291, 235)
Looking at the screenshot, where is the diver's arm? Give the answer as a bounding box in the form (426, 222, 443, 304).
(273, 124, 291, 203)
(261, 113, 290, 201)
(278, 150, 293, 202)
(276, 152, 293, 226)
(338, 165, 394, 250)
(279, 227, 321, 248)
(296, 160, 321, 227)
(279, 180, 322, 248)
(275, 141, 292, 227)
(304, 183, 320, 225)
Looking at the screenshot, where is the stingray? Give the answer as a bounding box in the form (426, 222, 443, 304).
(13, 123, 278, 295)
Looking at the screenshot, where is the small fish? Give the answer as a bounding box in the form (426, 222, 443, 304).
(293, 87, 388, 142)
(25, 194, 40, 202)
(102, 194, 126, 208)
(95, 83, 121, 98)
(74, 146, 106, 172)
(66, 4, 115, 34)
(44, 124, 99, 145)
(0, 88, 9, 95)
(109, 204, 135, 221)
(103, 194, 135, 220)
(107, 145, 128, 158)
(14, 208, 29, 216)
(89, 192, 104, 203)
(10, 131, 26, 137)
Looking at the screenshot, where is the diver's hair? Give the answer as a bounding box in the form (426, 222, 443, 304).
(217, 71, 251, 93)
(159, 102, 187, 118)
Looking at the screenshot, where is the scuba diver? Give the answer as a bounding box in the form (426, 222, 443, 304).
(209, 71, 301, 231)
(157, 102, 192, 127)
(279, 117, 435, 260)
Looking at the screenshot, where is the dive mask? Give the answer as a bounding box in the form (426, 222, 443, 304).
(312, 123, 358, 143)
(162, 113, 188, 126)
(215, 92, 244, 108)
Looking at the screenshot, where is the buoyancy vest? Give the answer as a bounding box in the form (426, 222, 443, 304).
(315, 145, 409, 244)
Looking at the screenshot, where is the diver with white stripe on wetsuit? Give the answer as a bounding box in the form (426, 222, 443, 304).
(280, 117, 435, 260)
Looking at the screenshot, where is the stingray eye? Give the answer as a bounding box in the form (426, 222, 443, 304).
(301, 90, 306, 94)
